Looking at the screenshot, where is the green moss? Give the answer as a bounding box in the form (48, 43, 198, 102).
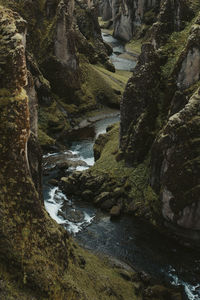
(0, 88, 27, 103)
(144, 186, 161, 219)
(189, 0, 200, 12)
(125, 39, 142, 55)
(144, 9, 156, 25)
(161, 16, 199, 79)
(38, 128, 55, 148)
(66, 244, 139, 300)
(38, 100, 71, 136)
(90, 124, 156, 218)
(78, 62, 123, 109)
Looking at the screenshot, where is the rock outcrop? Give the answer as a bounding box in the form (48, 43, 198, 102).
(1, 0, 120, 151)
(119, 1, 200, 239)
(99, 0, 161, 41)
(0, 5, 147, 299)
(0, 6, 69, 297)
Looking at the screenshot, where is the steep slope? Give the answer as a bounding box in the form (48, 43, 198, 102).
(120, 0, 200, 239)
(0, 5, 144, 299)
(99, 0, 161, 41)
(0, 0, 123, 151)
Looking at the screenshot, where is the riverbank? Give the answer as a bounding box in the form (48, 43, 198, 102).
(58, 120, 200, 300)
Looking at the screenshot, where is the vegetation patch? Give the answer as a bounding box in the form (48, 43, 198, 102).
(90, 124, 160, 222)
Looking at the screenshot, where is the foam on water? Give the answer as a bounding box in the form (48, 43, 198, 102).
(79, 156, 94, 166)
(43, 152, 58, 158)
(44, 185, 95, 235)
(65, 212, 95, 235)
(44, 187, 66, 224)
(168, 266, 200, 300)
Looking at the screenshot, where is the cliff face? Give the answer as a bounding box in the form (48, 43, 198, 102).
(1, 0, 119, 151)
(120, 0, 200, 239)
(99, 0, 161, 41)
(0, 6, 69, 297)
(0, 5, 143, 299)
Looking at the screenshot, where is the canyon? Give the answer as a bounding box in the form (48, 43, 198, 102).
(0, 0, 200, 299)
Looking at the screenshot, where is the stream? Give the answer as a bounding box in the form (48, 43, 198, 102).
(43, 34, 200, 300)
(102, 32, 137, 71)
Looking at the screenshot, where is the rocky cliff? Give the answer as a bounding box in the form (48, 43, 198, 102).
(0, 5, 149, 299)
(120, 0, 200, 239)
(65, 0, 200, 243)
(99, 0, 161, 41)
(1, 0, 122, 151)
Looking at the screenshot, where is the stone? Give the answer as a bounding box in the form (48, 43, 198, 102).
(101, 198, 116, 211)
(110, 205, 121, 218)
(94, 192, 110, 206)
(65, 210, 85, 223)
(48, 178, 59, 186)
(82, 189, 94, 201)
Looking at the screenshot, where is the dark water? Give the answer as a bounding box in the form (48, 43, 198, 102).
(102, 32, 137, 71)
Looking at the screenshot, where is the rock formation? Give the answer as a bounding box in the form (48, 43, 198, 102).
(0, 4, 148, 299)
(1, 0, 120, 151)
(99, 0, 161, 41)
(68, 0, 200, 242)
(120, 0, 200, 239)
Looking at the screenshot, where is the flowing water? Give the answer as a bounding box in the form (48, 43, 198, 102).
(43, 114, 200, 300)
(43, 34, 200, 299)
(102, 32, 137, 71)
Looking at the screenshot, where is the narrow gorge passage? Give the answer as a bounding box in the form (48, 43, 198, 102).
(43, 33, 200, 300)
(2, 1, 200, 299)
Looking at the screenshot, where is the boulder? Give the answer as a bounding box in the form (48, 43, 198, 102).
(110, 205, 122, 218)
(82, 189, 94, 201)
(94, 192, 110, 206)
(101, 198, 116, 211)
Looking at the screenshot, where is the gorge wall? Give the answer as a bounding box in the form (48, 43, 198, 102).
(120, 0, 200, 240)
(99, 0, 161, 41)
(1, 0, 120, 152)
(0, 4, 147, 299)
(64, 0, 200, 243)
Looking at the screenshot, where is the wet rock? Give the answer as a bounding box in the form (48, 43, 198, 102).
(60, 176, 78, 195)
(143, 285, 182, 300)
(93, 133, 108, 161)
(82, 190, 94, 201)
(48, 179, 59, 186)
(103, 41, 113, 56)
(110, 205, 121, 218)
(94, 192, 110, 206)
(101, 198, 116, 211)
(43, 152, 88, 173)
(139, 271, 152, 285)
(65, 209, 85, 223)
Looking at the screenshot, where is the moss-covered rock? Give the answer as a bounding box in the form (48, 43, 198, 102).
(1, 5, 163, 299)
(118, 0, 200, 239)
